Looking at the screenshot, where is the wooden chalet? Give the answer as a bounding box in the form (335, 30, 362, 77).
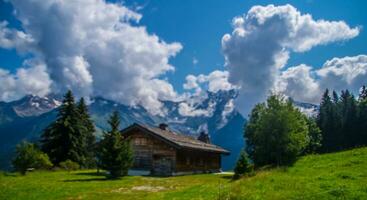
(120, 123, 230, 176)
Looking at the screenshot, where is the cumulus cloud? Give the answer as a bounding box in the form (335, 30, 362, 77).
(277, 55, 367, 104)
(222, 4, 360, 115)
(275, 64, 320, 103)
(178, 70, 237, 117)
(0, 21, 34, 53)
(178, 101, 216, 117)
(1, 0, 182, 115)
(218, 99, 235, 128)
(183, 70, 236, 94)
(0, 61, 51, 101)
(317, 55, 367, 92)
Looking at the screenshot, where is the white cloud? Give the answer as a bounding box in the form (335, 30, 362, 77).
(183, 70, 236, 93)
(178, 70, 237, 117)
(317, 55, 367, 92)
(222, 4, 359, 115)
(0, 61, 51, 101)
(276, 64, 320, 103)
(178, 101, 216, 117)
(218, 98, 235, 129)
(277, 55, 367, 104)
(0, 21, 34, 53)
(1, 0, 182, 115)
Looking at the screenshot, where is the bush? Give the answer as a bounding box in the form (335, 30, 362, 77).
(34, 153, 53, 170)
(12, 141, 53, 175)
(233, 151, 254, 179)
(59, 160, 80, 171)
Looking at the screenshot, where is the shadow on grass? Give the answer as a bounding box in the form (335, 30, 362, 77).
(63, 178, 108, 182)
(2, 173, 18, 177)
(75, 171, 106, 177)
(221, 175, 234, 180)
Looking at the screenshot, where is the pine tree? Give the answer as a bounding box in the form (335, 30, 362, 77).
(358, 85, 367, 145)
(98, 111, 133, 178)
(340, 90, 358, 148)
(331, 90, 343, 150)
(41, 90, 88, 166)
(317, 89, 334, 152)
(77, 97, 96, 168)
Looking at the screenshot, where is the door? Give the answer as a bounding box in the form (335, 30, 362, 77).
(153, 155, 172, 176)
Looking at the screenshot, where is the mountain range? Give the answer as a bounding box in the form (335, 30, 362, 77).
(0, 89, 318, 170)
(0, 89, 248, 170)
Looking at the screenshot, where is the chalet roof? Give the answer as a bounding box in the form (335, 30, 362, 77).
(121, 123, 230, 155)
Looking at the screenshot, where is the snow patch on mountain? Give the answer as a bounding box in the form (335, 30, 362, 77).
(219, 99, 235, 129)
(11, 95, 61, 117)
(292, 100, 319, 117)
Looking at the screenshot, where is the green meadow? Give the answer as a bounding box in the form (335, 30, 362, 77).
(1, 147, 366, 200)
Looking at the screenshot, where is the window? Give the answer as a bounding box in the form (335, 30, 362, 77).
(134, 138, 148, 145)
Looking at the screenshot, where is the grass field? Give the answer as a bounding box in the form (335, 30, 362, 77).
(1, 147, 367, 200)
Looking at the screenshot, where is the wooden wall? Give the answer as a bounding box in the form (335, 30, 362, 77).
(126, 129, 222, 175)
(175, 150, 221, 172)
(128, 130, 176, 173)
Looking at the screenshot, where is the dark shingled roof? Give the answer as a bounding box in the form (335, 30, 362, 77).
(121, 123, 230, 155)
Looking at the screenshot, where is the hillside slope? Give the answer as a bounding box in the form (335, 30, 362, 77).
(1, 147, 366, 200)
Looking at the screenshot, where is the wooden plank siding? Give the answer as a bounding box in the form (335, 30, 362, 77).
(128, 130, 176, 175)
(121, 123, 229, 176)
(176, 150, 221, 172)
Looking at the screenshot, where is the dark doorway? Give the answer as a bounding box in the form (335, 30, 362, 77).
(152, 155, 172, 176)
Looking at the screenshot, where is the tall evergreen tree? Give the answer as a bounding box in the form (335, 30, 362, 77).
(98, 111, 133, 178)
(331, 90, 343, 149)
(77, 97, 96, 168)
(317, 88, 367, 151)
(340, 90, 358, 148)
(41, 90, 88, 166)
(317, 89, 335, 152)
(358, 86, 367, 145)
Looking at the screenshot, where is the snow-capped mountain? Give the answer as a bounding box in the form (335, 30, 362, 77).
(0, 89, 246, 170)
(0, 90, 320, 170)
(292, 100, 319, 117)
(10, 94, 62, 117)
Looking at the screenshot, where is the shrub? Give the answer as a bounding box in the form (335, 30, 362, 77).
(233, 151, 253, 179)
(59, 160, 80, 171)
(12, 141, 53, 175)
(34, 153, 53, 170)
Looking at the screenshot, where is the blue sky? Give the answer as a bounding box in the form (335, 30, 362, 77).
(0, 0, 366, 115)
(1, 0, 366, 92)
(125, 0, 367, 92)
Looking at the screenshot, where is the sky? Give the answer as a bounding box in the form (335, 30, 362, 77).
(0, 0, 366, 116)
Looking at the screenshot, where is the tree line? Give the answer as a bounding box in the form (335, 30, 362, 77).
(317, 86, 367, 152)
(234, 85, 367, 178)
(12, 91, 133, 178)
